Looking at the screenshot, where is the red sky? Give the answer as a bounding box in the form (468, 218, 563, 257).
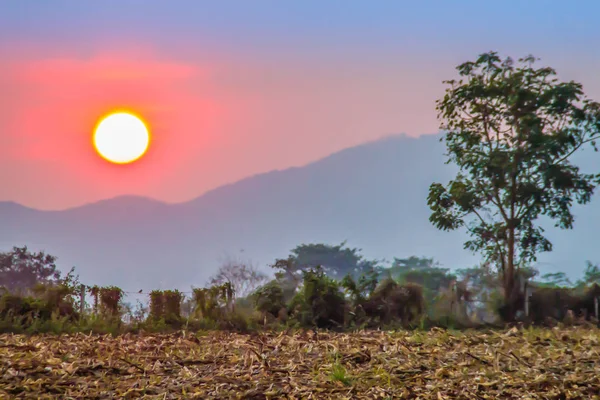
(1, 46, 451, 209)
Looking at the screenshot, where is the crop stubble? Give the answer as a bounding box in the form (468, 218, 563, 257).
(1, 327, 599, 399)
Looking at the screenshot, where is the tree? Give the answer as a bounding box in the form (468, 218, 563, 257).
(388, 257, 454, 286)
(207, 255, 268, 298)
(456, 263, 499, 291)
(536, 272, 573, 288)
(428, 51, 600, 320)
(391, 256, 439, 271)
(0, 246, 62, 293)
(383, 256, 456, 304)
(270, 256, 302, 285)
(576, 261, 600, 287)
(278, 241, 380, 280)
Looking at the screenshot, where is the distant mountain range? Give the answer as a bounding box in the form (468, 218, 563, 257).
(2, 133, 600, 294)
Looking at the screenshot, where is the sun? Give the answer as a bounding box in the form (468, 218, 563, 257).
(93, 112, 150, 164)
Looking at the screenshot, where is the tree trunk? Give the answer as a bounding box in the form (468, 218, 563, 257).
(505, 228, 516, 321)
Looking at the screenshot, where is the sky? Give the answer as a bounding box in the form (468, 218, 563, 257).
(1, 1, 600, 210)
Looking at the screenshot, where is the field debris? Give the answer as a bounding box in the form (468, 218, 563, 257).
(1, 327, 599, 399)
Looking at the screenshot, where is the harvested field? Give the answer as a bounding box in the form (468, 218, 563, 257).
(1, 327, 599, 399)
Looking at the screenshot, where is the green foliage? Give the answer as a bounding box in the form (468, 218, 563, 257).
(339, 271, 379, 327)
(59, 267, 84, 313)
(271, 257, 300, 284)
(0, 293, 48, 319)
(0, 312, 72, 334)
(0, 281, 79, 327)
(191, 283, 235, 321)
(341, 268, 378, 305)
(147, 289, 185, 325)
(576, 261, 600, 287)
(362, 279, 425, 326)
(382, 257, 457, 308)
(329, 356, 353, 386)
(536, 272, 573, 288)
(33, 283, 78, 319)
(149, 290, 166, 320)
(98, 286, 123, 319)
(0, 246, 62, 294)
(0, 310, 124, 335)
(390, 256, 438, 272)
(252, 280, 286, 318)
(273, 241, 380, 281)
(163, 290, 184, 324)
(428, 51, 600, 319)
(215, 309, 258, 333)
(456, 263, 498, 289)
(289, 266, 346, 329)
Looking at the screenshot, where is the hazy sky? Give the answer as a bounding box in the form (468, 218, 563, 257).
(2, 1, 600, 209)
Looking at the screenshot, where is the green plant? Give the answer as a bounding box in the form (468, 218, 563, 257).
(0, 293, 47, 319)
(362, 279, 425, 326)
(163, 290, 184, 324)
(98, 286, 123, 319)
(149, 290, 165, 320)
(330, 361, 353, 386)
(288, 266, 346, 329)
(252, 280, 286, 318)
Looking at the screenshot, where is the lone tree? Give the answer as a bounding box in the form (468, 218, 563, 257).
(427, 52, 600, 320)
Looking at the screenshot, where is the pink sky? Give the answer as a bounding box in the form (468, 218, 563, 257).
(2, 43, 599, 210)
(0, 46, 447, 209)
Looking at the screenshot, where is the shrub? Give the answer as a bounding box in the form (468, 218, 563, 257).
(98, 286, 123, 320)
(288, 266, 346, 329)
(252, 280, 286, 318)
(149, 290, 165, 320)
(500, 283, 600, 324)
(0, 282, 79, 326)
(575, 283, 600, 320)
(147, 290, 185, 326)
(361, 278, 425, 326)
(0, 293, 48, 319)
(163, 290, 184, 325)
(192, 283, 234, 321)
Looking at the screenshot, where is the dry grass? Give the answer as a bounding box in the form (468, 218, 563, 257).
(1, 326, 599, 399)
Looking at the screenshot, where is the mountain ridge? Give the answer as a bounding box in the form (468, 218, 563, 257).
(0, 133, 423, 213)
(1, 132, 599, 293)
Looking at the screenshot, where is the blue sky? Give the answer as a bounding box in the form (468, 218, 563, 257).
(3, 1, 599, 56)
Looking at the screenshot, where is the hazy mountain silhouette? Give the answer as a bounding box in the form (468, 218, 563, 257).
(1, 133, 599, 293)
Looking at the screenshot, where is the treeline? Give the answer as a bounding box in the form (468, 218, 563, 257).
(1, 243, 600, 334)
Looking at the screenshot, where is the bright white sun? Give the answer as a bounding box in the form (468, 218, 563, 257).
(93, 112, 150, 164)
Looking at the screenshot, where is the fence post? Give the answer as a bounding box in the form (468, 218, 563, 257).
(450, 282, 457, 315)
(524, 280, 530, 318)
(594, 296, 599, 320)
(79, 284, 86, 316)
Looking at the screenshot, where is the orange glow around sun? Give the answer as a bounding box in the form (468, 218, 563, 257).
(93, 112, 150, 164)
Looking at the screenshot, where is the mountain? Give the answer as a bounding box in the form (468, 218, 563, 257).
(1, 133, 599, 296)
